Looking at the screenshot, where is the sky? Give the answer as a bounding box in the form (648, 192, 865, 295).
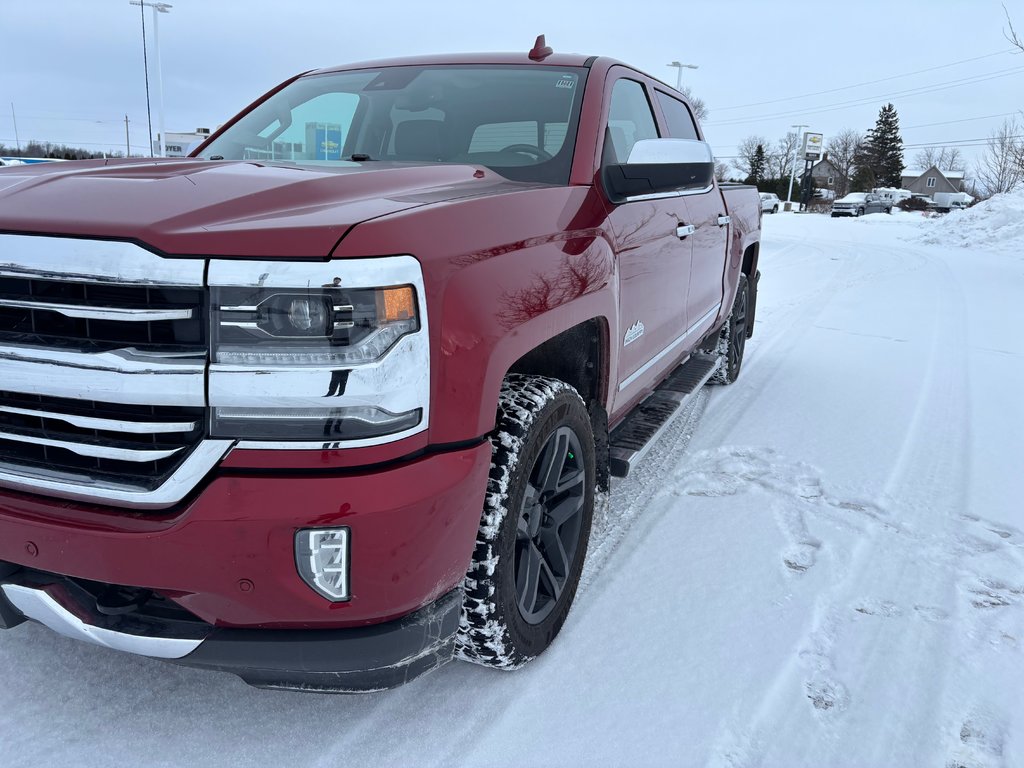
(2, 0, 1023, 174)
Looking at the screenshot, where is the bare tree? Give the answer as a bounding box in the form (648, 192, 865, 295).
(678, 86, 708, 123)
(913, 147, 942, 170)
(913, 146, 964, 172)
(734, 135, 770, 178)
(825, 128, 861, 197)
(975, 118, 1024, 196)
(943, 147, 964, 171)
(714, 159, 729, 182)
(768, 131, 800, 180)
(1005, 4, 1024, 52)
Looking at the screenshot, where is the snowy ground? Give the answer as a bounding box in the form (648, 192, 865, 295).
(2, 199, 1023, 767)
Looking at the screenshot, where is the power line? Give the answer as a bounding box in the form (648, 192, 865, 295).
(901, 134, 1024, 149)
(706, 65, 1024, 126)
(902, 112, 1020, 130)
(714, 49, 1014, 111)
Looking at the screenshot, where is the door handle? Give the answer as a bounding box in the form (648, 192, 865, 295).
(676, 224, 696, 239)
(717, 215, 732, 227)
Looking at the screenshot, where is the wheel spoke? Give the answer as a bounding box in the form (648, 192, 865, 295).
(539, 525, 572, 580)
(538, 554, 562, 601)
(516, 541, 544, 616)
(555, 465, 585, 495)
(545, 493, 584, 528)
(535, 430, 569, 495)
(516, 512, 532, 540)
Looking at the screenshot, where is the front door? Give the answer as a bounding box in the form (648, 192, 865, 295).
(603, 75, 694, 412)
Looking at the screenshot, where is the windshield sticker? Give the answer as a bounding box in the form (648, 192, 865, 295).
(555, 74, 578, 89)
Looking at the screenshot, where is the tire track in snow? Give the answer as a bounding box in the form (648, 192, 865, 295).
(700, 236, 998, 766)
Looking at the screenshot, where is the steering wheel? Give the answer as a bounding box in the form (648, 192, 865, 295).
(500, 144, 553, 161)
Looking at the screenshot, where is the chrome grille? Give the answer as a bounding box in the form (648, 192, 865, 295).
(0, 391, 205, 491)
(0, 276, 204, 353)
(0, 233, 229, 508)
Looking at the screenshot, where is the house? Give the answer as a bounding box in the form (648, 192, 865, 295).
(810, 155, 848, 196)
(900, 166, 968, 197)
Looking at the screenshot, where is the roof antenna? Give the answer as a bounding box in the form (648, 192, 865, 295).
(529, 34, 553, 61)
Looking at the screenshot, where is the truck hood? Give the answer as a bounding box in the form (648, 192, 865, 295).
(0, 158, 532, 257)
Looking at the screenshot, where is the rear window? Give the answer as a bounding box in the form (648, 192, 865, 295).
(199, 65, 589, 185)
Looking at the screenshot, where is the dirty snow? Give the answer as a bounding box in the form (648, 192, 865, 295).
(2, 195, 1024, 767)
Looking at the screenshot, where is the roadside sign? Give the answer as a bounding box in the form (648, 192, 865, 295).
(803, 132, 824, 160)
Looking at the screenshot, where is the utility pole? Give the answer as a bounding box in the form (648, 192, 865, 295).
(125, 115, 131, 157)
(129, 1, 172, 157)
(787, 124, 809, 209)
(666, 61, 699, 91)
(10, 104, 20, 153)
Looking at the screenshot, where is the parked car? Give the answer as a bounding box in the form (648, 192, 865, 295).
(0, 43, 763, 691)
(831, 192, 891, 217)
(931, 192, 973, 212)
(759, 192, 780, 213)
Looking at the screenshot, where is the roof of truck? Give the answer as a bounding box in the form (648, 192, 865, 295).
(312, 52, 602, 75)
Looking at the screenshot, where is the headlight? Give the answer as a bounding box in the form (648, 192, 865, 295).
(207, 256, 430, 446)
(212, 284, 418, 366)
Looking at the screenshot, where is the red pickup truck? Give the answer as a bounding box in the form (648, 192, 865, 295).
(0, 42, 761, 691)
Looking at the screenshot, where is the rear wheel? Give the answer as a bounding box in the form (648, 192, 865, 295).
(711, 274, 749, 385)
(457, 375, 595, 669)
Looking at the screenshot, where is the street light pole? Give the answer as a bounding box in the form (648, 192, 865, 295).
(787, 124, 809, 208)
(129, 1, 172, 157)
(666, 61, 699, 91)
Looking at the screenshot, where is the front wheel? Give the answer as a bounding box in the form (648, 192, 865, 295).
(772, 205, 779, 214)
(711, 273, 749, 385)
(856, 207, 864, 217)
(457, 375, 595, 669)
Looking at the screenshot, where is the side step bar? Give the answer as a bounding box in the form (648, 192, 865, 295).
(608, 354, 719, 478)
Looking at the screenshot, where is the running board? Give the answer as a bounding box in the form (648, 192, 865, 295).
(608, 354, 719, 478)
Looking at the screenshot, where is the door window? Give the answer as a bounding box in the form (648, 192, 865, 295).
(654, 92, 699, 140)
(603, 79, 659, 166)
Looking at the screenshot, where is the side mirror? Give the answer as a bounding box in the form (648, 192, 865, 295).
(603, 139, 714, 203)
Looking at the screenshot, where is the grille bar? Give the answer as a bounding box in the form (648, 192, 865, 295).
(0, 297, 194, 322)
(0, 430, 185, 463)
(0, 405, 197, 434)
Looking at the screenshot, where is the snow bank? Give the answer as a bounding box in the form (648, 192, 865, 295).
(917, 189, 1024, 251)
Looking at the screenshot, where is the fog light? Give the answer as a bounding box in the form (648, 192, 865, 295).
(295, 528, 350, 601)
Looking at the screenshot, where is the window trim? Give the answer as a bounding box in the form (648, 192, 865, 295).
(926, 176, 937, 188)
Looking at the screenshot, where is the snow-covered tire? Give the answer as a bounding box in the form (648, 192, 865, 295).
(710, 273, 749, 385)
(456, 374, 595, 669)
(772, 205, 779, 214)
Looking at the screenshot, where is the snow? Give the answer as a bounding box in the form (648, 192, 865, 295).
(917, 188, 1024, 252)
(3, 197, 1024, 766)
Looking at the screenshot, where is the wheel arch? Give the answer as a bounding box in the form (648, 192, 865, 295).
(507, 318, 611, 490)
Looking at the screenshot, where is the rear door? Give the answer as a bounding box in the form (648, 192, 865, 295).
(603, 74, 694, 411)
(653, 90, 730, 334)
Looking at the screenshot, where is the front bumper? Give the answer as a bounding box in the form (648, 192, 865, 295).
(0, 565, 463, 691)
(0, 442, 490, 628)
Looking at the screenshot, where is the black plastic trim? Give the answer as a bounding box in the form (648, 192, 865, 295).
(177, 588, 463, 692)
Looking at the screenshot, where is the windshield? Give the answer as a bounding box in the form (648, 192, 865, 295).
(197, 65, 589, 185)
(839, 193, 867, 202)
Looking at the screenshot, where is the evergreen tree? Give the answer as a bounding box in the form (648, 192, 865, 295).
(746, 144, 766, 185)
(861, 103, 904, 188)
